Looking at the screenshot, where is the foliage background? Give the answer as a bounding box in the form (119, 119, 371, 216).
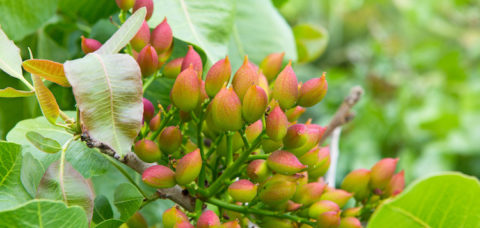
(1, 0, 479, 190)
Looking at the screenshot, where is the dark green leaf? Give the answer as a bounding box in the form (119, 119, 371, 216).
(93, 195, 114, 224)
(95, 219, 124, 228)
(114, 183, 144, 221)
(58, 0, 118, 24)
(20, 152, 45, 197)
(25, 131, 62, 153)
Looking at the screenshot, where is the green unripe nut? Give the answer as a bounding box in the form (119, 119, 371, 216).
(158, 126, 182, 154)
(228, 179, 257, 203)
(267, 150, 306, 175)
(141, 165, 176, 188)
(175, 149, 202, 185)
(134, 139, 161, 163)
(162, 207, 189, 228)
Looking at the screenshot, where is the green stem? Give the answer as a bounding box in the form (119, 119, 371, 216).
(149, 107, 177, 140)
(207, 198, 315, 225)
(225, 132, 234, 167)
(195, 111, 206, 188)
(103, 154, 149, 198)
(59, 138, 75, 193)
(247, 154, 269, 161)
(143, 72, 162, 92)
(206, 133, 224, 158)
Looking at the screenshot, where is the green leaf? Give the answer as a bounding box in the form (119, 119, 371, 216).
(227, 0, 297, 69)
(32, 74, 60, 124)
(95, 8, 146, 54)
(36, 160, 94, 221)
(58, 0, 118, 24)
(7, 113, 110, 178)
(114, 183, 144, 221)
(20, 152, 45, 197)
(0, 87, 34, 97)
(293, 24, 329, 63)
(368, 173, 480, 228)
(93, 195, 114, 224)
(95, 219, 124, 228)
(0, 141, 32, 210)
(0, 27, 24, 79)
(26, 131, 62, 153)
(0, 199, 88, 227)
(150, 0, 235, 66)
(64, 54, 143, 157)
(0, 0, 58, 41)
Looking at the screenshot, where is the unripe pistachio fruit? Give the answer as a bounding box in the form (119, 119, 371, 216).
(137, 45, 158, 77)
(258, 73, 271, 101)
(181, 45, 203, 77)
(174, 221, 194, 228)
(130, 21, 150, 52)
(220, 221, 241, 228)
(245, 120, 263, 143)
(115, 0, 135, 10)
(260, 52, 285, 81)
(197, 210, 221, 228)
(283, 124, 308, 150)
(288, 124, 325, 157)
(272, 61, 298, 109)
(151, 18, 173, 53)
(308, 200, 340, 218)
(297, 72, 328, 107)
(341, 168, 371, 201)
(163, 58, 184, 79)
(384, 170, 405, 197)
(133, 0, 154, 20)
(338, 217, 362, 228)
(175, 149, 202, 185)
(126, 212, 148, 228)
(261, 217, 295, 228)
(228, 179, 257, 203)
(81, 36, 101, 54)
(134, 139, 161, 163)
(205, 57, 232, 98)
(320, 189, 353, 208)
(262, 138, 283, 153)
(293, 182, 326, 205)
(266, 106, 288, 141)
(285, 106, 306, 122)
(370, 158, 399, 191)
(232, 56, 258, 101)
(141, 165, 176, 188)
(247, 159, 270, 183)
(149, 113, 161, 131)
(170, 65, 201, 112)
(163, 207, 189, 228)
(259, 178, 296, 205)
(307, 147, 331, 180)
(211, 87, 244, 131)
(317, 211, 341, 228)
(143, 98, 155, 122)
(242, 85, 268, 123)
(267, 150, 306, 175)
(158, 126, 182, 154)
(342, 207, 362, 217)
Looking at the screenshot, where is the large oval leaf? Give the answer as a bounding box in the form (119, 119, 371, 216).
(114, 183, 143, 221)
(227, 0, 297, 69)
(32, 74, 60, 125)
(22, 59, 70, 87)
(64, 54, 143, 157)
(0, 199, 88, 227)
(150, 0, 235, 66)
(20, 152, 45, 197)
(0, 27, 23, 79)
(0, 87, 34, 97)
(368, 173, 480, 228)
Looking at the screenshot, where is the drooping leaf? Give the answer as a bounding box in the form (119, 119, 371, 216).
(0, 87, 34, 97)
(7, 112, 110, 178)
(32, 75, 60, 124)
(64, 54, 143, 157)
(368, 173, 480, 228)
(227, 0, 297, 69)
(0, 199, 88, 227)
(0, 141, 32, 210)
(25, 131, 62, 153)
(113, 183, 144, 221)
(150, 0, 235, 66)
(95, 8, 146, 54)
(20, 152, 45, 197)
(0, 27, 24, 79)
(293, 24, 329, 63)
(36, 160, 95, 221)
(95, 219, 124, 228)
(93, 195, 114, 224)
(22, 59, 70, 87)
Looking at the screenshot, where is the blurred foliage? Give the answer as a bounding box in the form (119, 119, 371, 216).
(279, 0, 480, 182)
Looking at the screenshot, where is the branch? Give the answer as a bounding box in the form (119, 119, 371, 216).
(81, 133, 197, 211)
(319, 86, 363, 145)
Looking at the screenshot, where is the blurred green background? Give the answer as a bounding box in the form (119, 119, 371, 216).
(1, 0, 479, 186)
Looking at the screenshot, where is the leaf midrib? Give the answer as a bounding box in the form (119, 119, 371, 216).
(179, 0, 212, 59)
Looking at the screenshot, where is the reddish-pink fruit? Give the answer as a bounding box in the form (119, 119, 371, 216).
(133, 0, 154, 20)
(205, 57, 232, 98)
(134, 139, 161, 163)
(175, 149, 202, 185)
(245, 120, 263, 143)
(384, 170, 405, 197)
(338, 217, 362, 228)
(163, 58, 184, 79)
(242, 85, 268, 123)
(163, 207, 189, 228)
(151, 18, 173, 54)
(228, 179, 257, 203)
(300, 147, 324, 167)
(308, 153, 331, 180)
(341, 168, 371, 201)
(317, 211, 341, 228)
(137, 45, 158, 77)
(308, 200, 340, 218)
(247, 159, 270, 183)
(220, 221, 241, 228)
(283, 124, 308, 150)
(258, 72, 271, 101)
(116, 0, 135, 10)
(259, 178, 296, 206)
(211, 87, 244, 131)
(320, 189, 353, 208)
(266, 106, 288, 141)
(286, 200, 302, 212)
(370, 158, 399, 191)
(293, 182, 326, 205)
(285, 106, 306, 122)
(262, 139, 283, 153)
(197, 210, 221, 228)
(298, 72, 328, 107)
(267, 150, 306, 175)
(174, 221, 194, 228)
(272, 61, 298, 109)
(142, 165, 176, 188)
(143, 98, 155, 122)
(260, 52, 285, 81)
(181, 45, 203, 77)
(232, 56, 258, 101)
(158, 126, 182, 154)
(149, 113, 161, 131)
(80, 36, 101, 54)
(130, 21, 151, 52)
(170, 65, 201, 112)
(342, 207, 362, 217)
(289, 124, 326, 157)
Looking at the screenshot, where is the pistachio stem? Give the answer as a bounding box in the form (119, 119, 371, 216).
(225, 131, 234, 166)
(247, 154, 269, 161)
(143, 72, 162, 92)
(149, 106, 177, 140)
